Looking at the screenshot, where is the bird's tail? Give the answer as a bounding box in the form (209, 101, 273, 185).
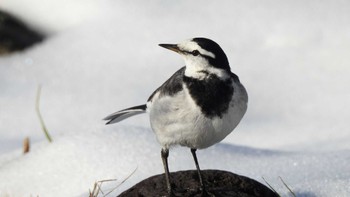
(103, 104, 147, 124)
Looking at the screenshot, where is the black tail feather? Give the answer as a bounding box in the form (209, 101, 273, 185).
(104, 104, 147, 124)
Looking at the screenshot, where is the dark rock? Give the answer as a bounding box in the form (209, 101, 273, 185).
(119, 170, 279, 197)
(0, 10, 45, 54)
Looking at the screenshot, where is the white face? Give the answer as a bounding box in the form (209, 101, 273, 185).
(177, 39, 215, 59)
(177, 40, 229, 80)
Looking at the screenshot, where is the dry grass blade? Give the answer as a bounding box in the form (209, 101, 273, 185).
(262, 177, 280, 196)
(279, 176, 296, 197)
(35, 85, 52, 142)
(23, 137, 30, 154)
(89, 179, 117, 197)
(103, 167, 137, 196)
(89, 167, 137, 197)
(89, 181, 99, 197)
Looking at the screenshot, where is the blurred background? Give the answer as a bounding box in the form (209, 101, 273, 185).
(1, 0, 349, 152)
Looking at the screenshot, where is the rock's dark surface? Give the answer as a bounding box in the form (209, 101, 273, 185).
(119, 170, 279, 197)
(0, 10, 45, 54)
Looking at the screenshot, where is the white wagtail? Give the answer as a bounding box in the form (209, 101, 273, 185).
(104, 37, 248, 195)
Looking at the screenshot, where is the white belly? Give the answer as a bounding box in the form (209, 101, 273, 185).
(147, 83, 247, 149)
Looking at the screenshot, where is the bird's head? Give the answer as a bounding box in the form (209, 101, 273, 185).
(159, 38, 231, 79)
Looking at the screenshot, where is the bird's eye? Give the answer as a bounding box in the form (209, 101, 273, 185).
(192, 50, 200, 56)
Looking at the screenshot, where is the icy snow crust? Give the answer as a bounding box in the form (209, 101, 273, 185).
(0, 0, 350, 196)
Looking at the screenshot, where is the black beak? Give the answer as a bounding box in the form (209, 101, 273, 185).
(159, 44, 182, 53)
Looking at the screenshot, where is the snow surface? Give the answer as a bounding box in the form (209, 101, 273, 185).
(1, 0, 350, 196)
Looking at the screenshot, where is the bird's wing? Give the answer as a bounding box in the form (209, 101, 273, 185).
(104, 67, 185, 125)
(147, 66, 185, 102)
(104, 104, 147, 124)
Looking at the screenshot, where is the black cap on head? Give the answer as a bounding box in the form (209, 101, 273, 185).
(192, 37, 230, 71)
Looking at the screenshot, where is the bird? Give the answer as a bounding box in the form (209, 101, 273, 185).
(104, 37, 248, 195)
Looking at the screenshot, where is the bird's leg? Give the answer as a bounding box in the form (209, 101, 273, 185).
(161, 148, 172, 195)
(190, 148, 205, 191)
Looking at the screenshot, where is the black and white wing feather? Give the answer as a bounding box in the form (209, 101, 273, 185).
(147, 67, 185, 102)
(104, 104, 146, 124)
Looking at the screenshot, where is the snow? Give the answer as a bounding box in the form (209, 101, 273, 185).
(0, 0, 350, 196)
